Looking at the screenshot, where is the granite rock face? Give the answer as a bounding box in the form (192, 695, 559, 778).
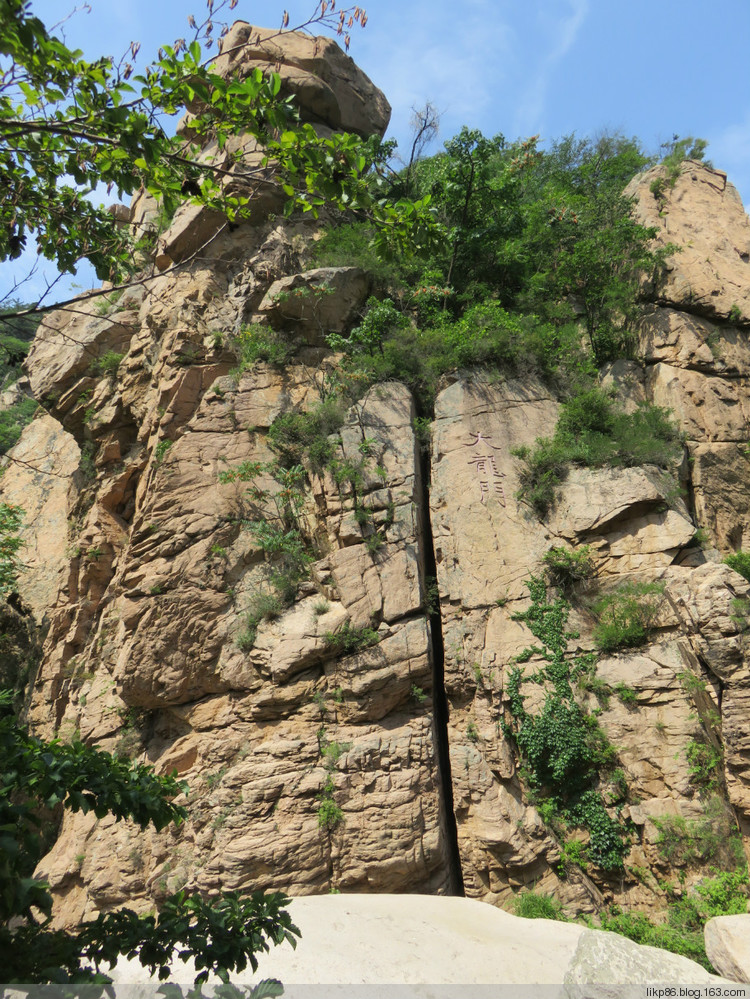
(3, 24, 750, 971)
(257, 267, 373, 346)
(626, 161, 750, 325)
(623, 164, 750, 555)
(0, 414, 79, 622)
(428, 371, 750, 913)
(25, 356, 450, 924)
(704, 914, 750, 983)
(206, 23, 392, 138)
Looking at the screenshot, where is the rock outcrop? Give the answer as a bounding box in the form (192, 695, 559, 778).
(3, 22, 750, 979)
(705, 914, 750, 983)
(206, 23, 391, 139)
(626, 162, 750, 325)
(111, 894, 728, 986)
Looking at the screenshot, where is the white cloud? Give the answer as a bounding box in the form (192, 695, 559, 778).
(512, 0, 589, 136)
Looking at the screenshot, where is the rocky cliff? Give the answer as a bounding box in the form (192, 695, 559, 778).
(3, 23, 750, 953)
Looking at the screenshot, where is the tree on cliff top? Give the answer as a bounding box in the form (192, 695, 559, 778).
(0, 0, 436, 315)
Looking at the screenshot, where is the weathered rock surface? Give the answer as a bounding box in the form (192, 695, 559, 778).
(25, 298, 141, 411)
(689, 441, 750, 552)
(110, 894, 727, 986)
(30, 364, 449, 925)
(153, 18, 391, 274)
(257, 267, 372, 345)
(0, 413, 80, 621)
(620, 166, 750, 556)
(704, 914, 750, 983)
(208, 23, 391, 138)
(640, 306, 750, 375)
(626, 162, 750, 324)
(427, 370, 750, 915)
(5, 21, 750, 972)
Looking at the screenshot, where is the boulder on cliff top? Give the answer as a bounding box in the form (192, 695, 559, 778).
(184, 22, 391, 139)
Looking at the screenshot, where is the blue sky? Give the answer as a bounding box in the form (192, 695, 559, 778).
(4, 0, 750, 304)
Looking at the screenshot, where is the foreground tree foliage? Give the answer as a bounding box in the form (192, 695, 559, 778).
(0, 0, 437, 311)
(0, 691, 300, 984)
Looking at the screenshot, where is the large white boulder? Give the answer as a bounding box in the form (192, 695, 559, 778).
(705, 914, 750, 983)
(110, 894, 728, 987)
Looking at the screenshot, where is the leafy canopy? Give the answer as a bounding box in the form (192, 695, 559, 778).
(0, 0, 438, 298)
(316, 127, 691, 414)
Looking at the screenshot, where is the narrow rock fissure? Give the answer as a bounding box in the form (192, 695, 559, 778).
(681, 449, 700, 538)
(417, 444, 465, 896)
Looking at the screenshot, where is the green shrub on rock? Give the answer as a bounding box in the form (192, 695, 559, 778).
(600, 864, 748, 973)
(542, 544, 596, 595)
(323, 623, 380, 655)
(513, 891, 567, 921)
(0, 396, 38, 455)
(723, 550, 750, 582)
(591, 580, 664, 652)
(514, 389, 683, 518)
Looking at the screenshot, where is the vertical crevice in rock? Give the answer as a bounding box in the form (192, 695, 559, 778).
(681, 445, 700, 535)
(0, 595, 44, 720)
(418, 446, 464, 895)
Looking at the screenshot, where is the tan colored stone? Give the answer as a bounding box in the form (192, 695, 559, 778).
(599, 359, 648, 412)
(646, 362, 750, 441)
(626, 161, 750, 323)
(593, 643, 700, 803)
(664, 563, 750, 855)
(431, 373, 559, 609)
(0, 377, 30, 410)
(0, 414, 80, 621)
(210, 24, 391, 138)
(25, 306, 139, 412)
(689, 441, 750, 553)
(106, 202, 130, 224)
(155, 203, 229, 268)
(548, 467, 695, 572)
(640, 306, 750, 375)
(29, 352, 448, 917)
(257, 267, 372, 346)
(429, 368, 750, 917)
(705, 914, 750, 983)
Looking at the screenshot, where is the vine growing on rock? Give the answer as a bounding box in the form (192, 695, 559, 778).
(504, 575, 629, 871)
